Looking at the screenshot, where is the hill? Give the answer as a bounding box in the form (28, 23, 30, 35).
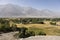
(0, 4, 59, 18)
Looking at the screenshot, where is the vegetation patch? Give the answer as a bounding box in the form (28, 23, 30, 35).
(14, 27, 46, 38)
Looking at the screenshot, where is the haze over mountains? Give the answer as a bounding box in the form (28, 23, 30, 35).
(0, 4, 59, 18)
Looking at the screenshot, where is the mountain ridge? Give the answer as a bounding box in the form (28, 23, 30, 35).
(0, 4, 59, 18)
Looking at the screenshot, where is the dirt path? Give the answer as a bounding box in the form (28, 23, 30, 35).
(21, 36, 60, 40)
(0, 32, 18, 40)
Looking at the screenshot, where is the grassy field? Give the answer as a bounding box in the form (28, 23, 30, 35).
(15, 23, 60, 36)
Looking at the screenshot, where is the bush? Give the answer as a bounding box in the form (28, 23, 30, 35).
(0, 24, 12, 33)
(0, 27, 12, 33)
(25, 31, 35, 37)
(14, 27, 35, 38)
(14, 27, 46, 38)
(11, 24, 17, 31)
(38, 31, 46, 36)
(19, 33, 26, 38)
(19, 27, 28, 38)
(50, 22, 56, 25)
(19, 27, 28, 33)
(37, 21, 44, 24)
(16, 31, 35, 38)
(0, 24, 19, 33)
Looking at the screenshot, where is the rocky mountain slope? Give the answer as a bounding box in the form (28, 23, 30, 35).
(0, 4, 59, 18)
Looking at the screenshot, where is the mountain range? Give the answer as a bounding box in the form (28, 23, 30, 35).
(0, 4, 60, 18)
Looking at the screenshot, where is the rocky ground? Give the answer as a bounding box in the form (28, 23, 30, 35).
(22, 36, 60, 40)
(0, 32, 18, 40)
(0, 32, 60, 40)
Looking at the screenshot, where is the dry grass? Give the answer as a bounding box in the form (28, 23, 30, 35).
(16, 23, 60, 28)
(15, 23, 60, 36)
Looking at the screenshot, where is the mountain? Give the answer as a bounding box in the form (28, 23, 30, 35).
(0, 4, 59, 18)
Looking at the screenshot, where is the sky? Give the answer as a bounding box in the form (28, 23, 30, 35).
(0, 0, 60, 12)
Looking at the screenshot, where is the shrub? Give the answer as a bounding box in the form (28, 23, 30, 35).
(16, 31, 35, 38)
(0, 24, 19, 33)
(19, 27, 27, 33)
(19, 27, 28, 38)
(38, 31, 46, 36)
(19, 32, 26, 38)
(14, 27, 35, 38)
(0, 27, 11, 33)
(11, 24, 17, 31)
(37, 21, 44, 24)
(50, 22, 56, 25)
(25, 31, 35, 37)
